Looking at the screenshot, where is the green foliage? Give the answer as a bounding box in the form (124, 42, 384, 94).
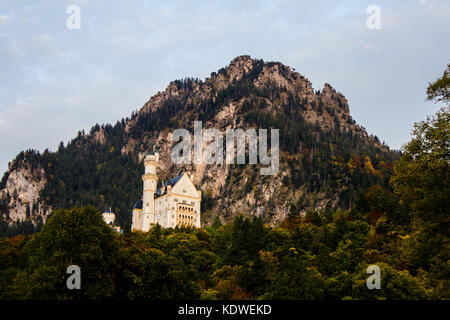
(350, 263, 428, 300)
(40, 128, 143, 227)
(211, 216, 222, 229)
(426, 63, 450, 104)
(0, 202, 446, 300)
(0, 218, 43, 238)
(390, 106, 449, 298)
(6, 205, 118, 299)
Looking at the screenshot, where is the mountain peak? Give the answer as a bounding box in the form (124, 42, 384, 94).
(217, 55, 258, 83)
(0, 56, 396, 229)
(230, 54, 254, 64)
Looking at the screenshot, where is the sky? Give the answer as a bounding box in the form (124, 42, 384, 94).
(0, 0, 449, 175)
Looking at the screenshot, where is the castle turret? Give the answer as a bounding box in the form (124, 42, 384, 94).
(141, 148, 159, 231)
(102, 207, 115, 225)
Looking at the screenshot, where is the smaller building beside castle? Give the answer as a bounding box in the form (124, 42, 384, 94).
(131, 148, 201, 232)
(102, 208, 122, 233)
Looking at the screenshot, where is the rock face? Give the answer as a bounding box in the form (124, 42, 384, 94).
(0, 56, 395, 227)
(0, 156, 50, 223)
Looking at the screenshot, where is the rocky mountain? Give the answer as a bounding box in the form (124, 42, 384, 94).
(0, 55, 398, 232)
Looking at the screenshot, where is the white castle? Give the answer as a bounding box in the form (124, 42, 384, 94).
(131, 148, 201, 231)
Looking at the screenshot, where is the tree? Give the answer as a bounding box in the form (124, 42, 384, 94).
(389, 67, 450, 298)
(212, 216, 222, 229)
(8, 205, 118, 299)
(350, 263, 428, 300)
(264, 248, 327, 299)
(427, 63, 450, 104)
(391, 108, 449, 235)
(228, 216, 266, 265)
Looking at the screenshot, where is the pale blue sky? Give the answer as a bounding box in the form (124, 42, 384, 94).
(0, 0, 449, 174)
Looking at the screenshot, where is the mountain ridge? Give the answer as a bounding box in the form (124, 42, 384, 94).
(0, 55, 398, 232)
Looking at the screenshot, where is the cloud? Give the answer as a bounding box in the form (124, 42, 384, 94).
(360, 41, 379, 52)
(0, 15, 10, 26)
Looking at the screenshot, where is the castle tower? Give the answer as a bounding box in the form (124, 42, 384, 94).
(102, 208, 115, 225)
(141, 148, 159, 231)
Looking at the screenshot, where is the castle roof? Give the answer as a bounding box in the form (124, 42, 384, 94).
(103, 207, 114, 214)
(155, 174, 183, 197)
(133, 199, 143, 209)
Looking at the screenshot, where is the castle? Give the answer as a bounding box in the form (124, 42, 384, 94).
(131, 148, 201, 231)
